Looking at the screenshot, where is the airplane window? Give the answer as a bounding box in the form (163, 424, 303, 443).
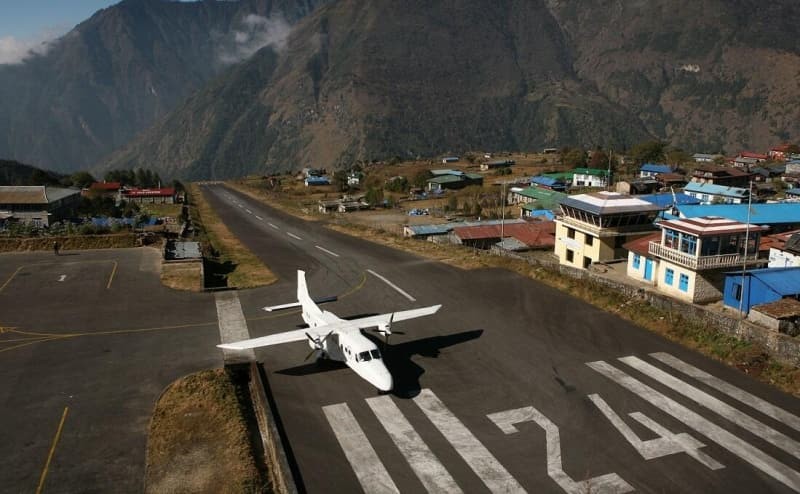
(370, 350, 381, 359)
(358, 351, 372, 362)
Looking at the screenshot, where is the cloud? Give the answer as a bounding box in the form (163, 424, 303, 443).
(0, 26, 67, 65)
(218, 14, 291, 64)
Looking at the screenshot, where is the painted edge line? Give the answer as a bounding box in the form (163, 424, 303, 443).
(315, 245, 341, 258)
(367, 269, 416, 302)
(269, 223, 279, 230)
(36, 407, 69, 494)
(287, 232, 303, 240)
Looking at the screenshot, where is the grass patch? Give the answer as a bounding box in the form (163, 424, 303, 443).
(187, 183, 276, 289)
(146, 368, 267, 494)
(161, 261, 203, 292)
(141, 203, 183, 220)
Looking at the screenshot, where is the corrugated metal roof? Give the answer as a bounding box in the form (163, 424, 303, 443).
(560, 191, 664, 215)
(684, 182, 750, 197)
(427, 175, 464, 184)
(453, 221, 555, 248)
(741, 267, 800, 296)
(0, 186, 80, 204)
(166, 241, 202, 260)
(406, 224, 452, 236)
(752, 298, 800, 319)
(572, 167, 609, 176)
(640, 163, 672, 174)
(638, 193, 701, 207)
(675, 203, 800, 225)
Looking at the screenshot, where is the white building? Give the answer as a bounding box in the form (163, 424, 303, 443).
(767, 231, 800, 268)
(625, 216, 766, 303)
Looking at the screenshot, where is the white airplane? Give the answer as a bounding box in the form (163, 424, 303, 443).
(218, 270, 441, 392)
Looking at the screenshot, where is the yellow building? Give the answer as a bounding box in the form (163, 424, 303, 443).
(554, 192, 663, 269)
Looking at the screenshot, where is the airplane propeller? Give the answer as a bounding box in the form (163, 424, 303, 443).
(304, 330, 334, 362)
(371, 313, 402, 350)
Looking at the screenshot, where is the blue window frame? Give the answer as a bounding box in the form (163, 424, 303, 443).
(633, 254, 641, 270)
(679, 274, 689, 292)
(680, 235, 697, 255)
(665, 268, 674, 285)
(664, 229, 679, 249)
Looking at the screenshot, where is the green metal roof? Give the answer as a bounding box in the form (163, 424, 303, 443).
(427, 175, 464, 184)
(542, 172, 574, 180)
(572, 167, 610, 177)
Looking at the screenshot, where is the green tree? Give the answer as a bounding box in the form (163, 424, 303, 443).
(69, 171, 96, 188)
(561, 147, 588, 167)
(332, 170, 350, 192)
(412, 170, 433, 189)
(589, 148, 610, 169)
(631, 140, 667, 165)
(665, 148, 690, 166)
(447, 194, 458, 212)
(365, 187, 384, 206)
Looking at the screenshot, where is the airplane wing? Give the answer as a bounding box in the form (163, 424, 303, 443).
(217, 329, 309, 350)
(344, 304, 442, 330)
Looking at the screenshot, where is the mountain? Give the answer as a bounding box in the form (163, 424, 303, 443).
(0, 0, 327, 173)
(0, 160, 63, 186)
(103, 0, 800, 180)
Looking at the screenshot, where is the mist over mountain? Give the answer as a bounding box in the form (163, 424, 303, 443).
(0, 0, 327, 173)
(103, 0, 800, 180)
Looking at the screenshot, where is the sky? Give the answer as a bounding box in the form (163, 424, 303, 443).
(0, 1, 119, 38)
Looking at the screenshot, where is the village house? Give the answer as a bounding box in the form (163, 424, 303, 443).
(480, 159, 515, 171)
(683, 182, 751, 204)
(449, 220, 555, 251)
(723, 267, 800, 315)
(425, 170, 482, 192)
(624, 216, 766, 303)
(84, 181, 122, 200)
(766, 230, 800, 268)
(639, 163, 673, 178)
(571, 168, 610, 188)
(692, 153, 722, 163)
(0, 186, 81, 227)
(691, 165, 751, 187)
(768, 144, 794, 162)
(507, 186, 567, 209)
(669, 202, 800, 233)
(554, 191, 662, 269)
(121, 187, 177, 204)
(614, 178, 660, 195)
(656, 172, 688, 189)
(530, 175, 568, 191)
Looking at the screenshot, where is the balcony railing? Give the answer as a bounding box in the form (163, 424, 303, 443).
(648, 242, 760, 270)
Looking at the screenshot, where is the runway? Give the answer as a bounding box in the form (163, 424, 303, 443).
(203, 183, 800, 493)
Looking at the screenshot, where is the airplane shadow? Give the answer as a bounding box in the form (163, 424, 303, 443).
(274, 329, 483, 399)
(370, 329, 483, 399)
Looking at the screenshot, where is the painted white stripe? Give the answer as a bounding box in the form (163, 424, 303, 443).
(245, 209, 253, 214)
(287, 232, 303, 240)
(650, 352, 800, 433)
(413, 389, 524, 494)
(316, 245, 341, 258)
(588, 360, 800, 492)
(366, 396, 462, 493)
(58, 275, 66, 282)
(620, 356, 800, 458)
(255, 215, 263, 221)
(488, 406, 633, 494)
(367, 269, 416, 302)
(214, 291, 255, 364)
(588, 394, 722, 470)
(269, 223, 279, 230)
(322, 403, 399, 494)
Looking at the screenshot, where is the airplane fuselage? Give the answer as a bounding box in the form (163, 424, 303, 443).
(303, 307, 393, 391)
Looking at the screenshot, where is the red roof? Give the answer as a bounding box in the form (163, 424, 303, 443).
(122, 187, 176, 197)
(771, 144, 792, 153)
(622, 232, 661, 256)
(738, 151, 768, 160)
(89, 182, 121, 191)
(453, 221, 556, 248)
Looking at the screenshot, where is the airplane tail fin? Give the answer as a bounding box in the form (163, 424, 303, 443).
(297, 269, 311, 305)
(262, 270, 336, 312)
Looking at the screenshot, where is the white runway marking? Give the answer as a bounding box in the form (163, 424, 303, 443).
(413, 389, 524, 493)
(287, 232, 303, 240)
(589, 394, 723, 470)
(323, 403, 399, 494)
(315, 246, 340, 258)
(255, 215, 263, 221)
(245, 209, 252, 214)
(620, 356, 800, 458)
(367, 269, 416, 302)
(366, 396, 462, 493)
(488, 406, 633, 494)
(57, 275, 66, 282)
(269, 223, 279, 230)
(650, 352, 800, 433)
(588, 360, 800, 492)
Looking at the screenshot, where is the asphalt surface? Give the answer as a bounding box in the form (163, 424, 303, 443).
(204, 183, 800, 494)
(0, 248, 221, 493)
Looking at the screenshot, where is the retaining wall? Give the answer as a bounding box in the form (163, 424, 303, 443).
(0, 234, 136, 252)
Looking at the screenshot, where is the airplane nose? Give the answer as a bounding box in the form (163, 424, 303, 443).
(377, 373, 393, 392)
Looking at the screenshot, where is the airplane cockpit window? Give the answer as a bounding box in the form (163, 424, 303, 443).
(357, 351, 372, 362)
(370, 349, 381, 359)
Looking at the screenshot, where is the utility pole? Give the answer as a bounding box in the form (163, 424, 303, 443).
(501, 179, 506, 240)
(738, 180, 754, 315)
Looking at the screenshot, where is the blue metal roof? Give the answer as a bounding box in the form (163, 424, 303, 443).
(406, 224, 452, 235)
(786, 188, 800, 197)
(531, 176, 563, 187)
(674, 203, 800, 224)
(684, 182, 749, 197)
(638, 193, 701, 207)
(640, 163, 672, 174)
(728, 267, 800, 296)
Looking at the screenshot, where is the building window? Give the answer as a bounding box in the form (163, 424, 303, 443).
(680, 235, 697, 255)
(586, 235, 594, 246)
(566, 249, 574, 263)
(664, 229, 679, 249)
(733, 283, 742, 301)
(679, 274, 689, 292)
(567, 228, 575, 239)
(583, 256, 592, 269)
(633, 254, 641, 269)
(665, 268, 674, 285)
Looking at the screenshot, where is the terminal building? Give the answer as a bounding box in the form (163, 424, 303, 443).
(0, 186, 81, 227)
